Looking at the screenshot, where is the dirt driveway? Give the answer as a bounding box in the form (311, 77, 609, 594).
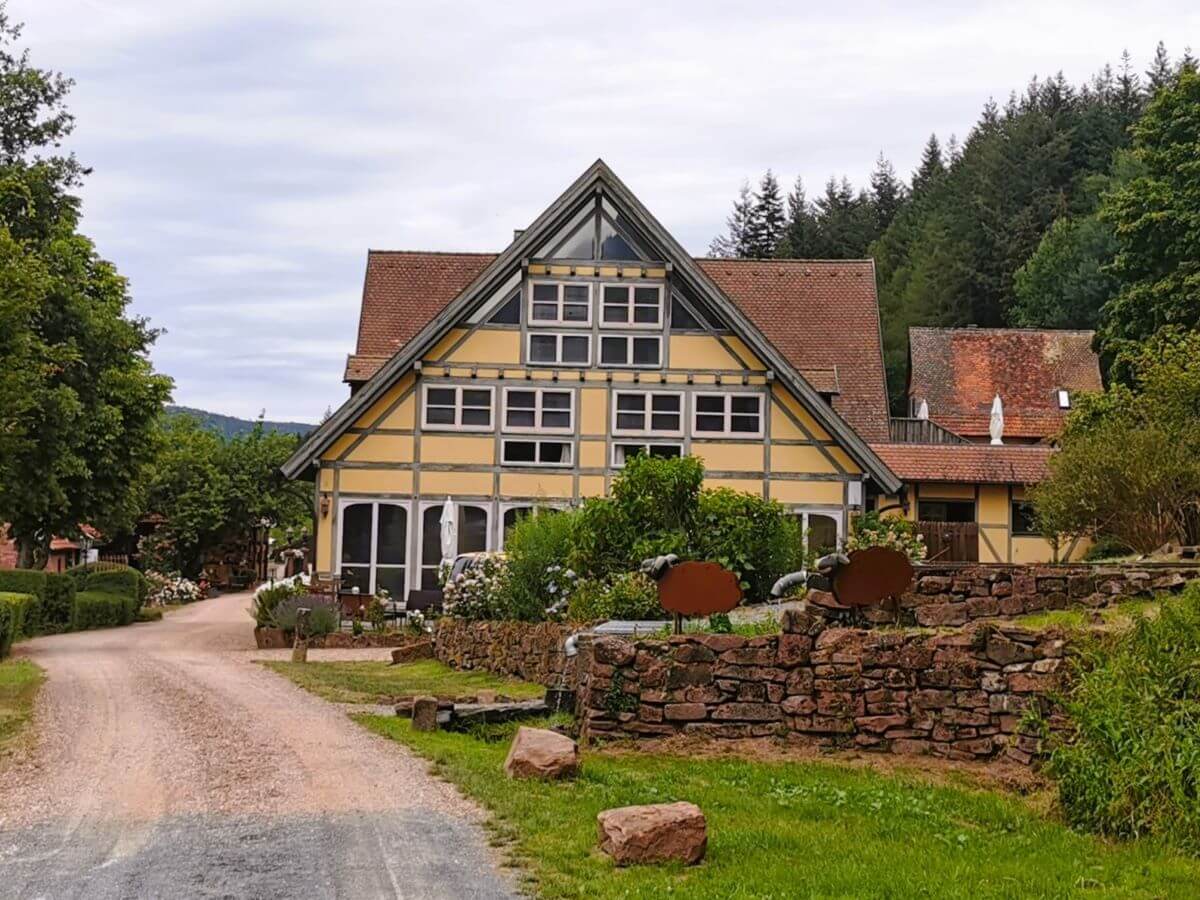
(0, 591, 515, 899)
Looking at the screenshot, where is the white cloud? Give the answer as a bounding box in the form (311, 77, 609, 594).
(9, 0, 1199, 420)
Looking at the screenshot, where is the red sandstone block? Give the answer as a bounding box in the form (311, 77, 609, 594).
(890, 738, 931, 755)
(781, 696, 816, 716)
(663, 703, 708, 722)
(856, 715, 908, 733)
(1008, 673, 1058, 693)
(712, 702, 782, 722)
(913, 689, 954, 709)
(775, 634, 812, 668)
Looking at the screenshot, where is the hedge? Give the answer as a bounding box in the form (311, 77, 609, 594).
(0, 591, 35, 658)
(66, 563, 147, 608)
(0, 569, 78, 635)
(0, 570, 45, 636)
(71, 591, 137, 631)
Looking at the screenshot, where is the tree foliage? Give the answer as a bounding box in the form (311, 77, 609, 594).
(1097, 69, 1200, 359)
(0, 7, 171, 566)
(1031, 329, 1200, 552)
(139, 414, 310, 577)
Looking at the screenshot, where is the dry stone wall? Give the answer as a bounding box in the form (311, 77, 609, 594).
(435, 618, 576, 688)
(577, 609, 1064, 764)
(810, 562, 1200, 627)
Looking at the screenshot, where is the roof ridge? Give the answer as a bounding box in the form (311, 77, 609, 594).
(910, 325, 1096, 336)
(694, 257, 874, 265)
(367, 249, 500, 257)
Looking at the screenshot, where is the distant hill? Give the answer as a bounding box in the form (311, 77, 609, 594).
(166, 405, 316, 438)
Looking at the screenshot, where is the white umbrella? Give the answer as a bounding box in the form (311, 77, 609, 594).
(439, 497, 458, 564)
(916, 399, 929, 420)
(989, 394, 1005, 446)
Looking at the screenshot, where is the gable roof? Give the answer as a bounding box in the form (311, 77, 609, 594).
(284, 160, 901, 491)
(908, 327, 1102, 440)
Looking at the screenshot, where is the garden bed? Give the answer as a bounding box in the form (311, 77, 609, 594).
(252, 626, 431, 650)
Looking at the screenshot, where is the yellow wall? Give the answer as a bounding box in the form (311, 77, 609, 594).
(769, 480, 844, 505)
(691, 442, 764, 472)
(499, 473, 574, 498)
(420, 470, 492, 496)
(439, 329, 521, 365)
(770, 385, 832, 441)
(579, 388, 607, 434)
(772, 444, 839, 474)
(338, 468, 414, 494)
(419, 435, 494, 466)
(344, 434, 414, 464)
(668, 335, 745, 370)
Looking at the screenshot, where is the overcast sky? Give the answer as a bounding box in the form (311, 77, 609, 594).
(13, 1, 1198, 422)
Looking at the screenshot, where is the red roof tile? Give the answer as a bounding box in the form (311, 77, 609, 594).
(908, 327, 1102, 440)
(347, 251, 496, 382)
(871, 442, 1054, 484)
(697, 259, 890, 441)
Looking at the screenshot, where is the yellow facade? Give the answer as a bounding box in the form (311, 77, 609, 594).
(311, 316, 872, 584)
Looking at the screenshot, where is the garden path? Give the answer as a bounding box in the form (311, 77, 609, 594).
(0, 590, 514, 899)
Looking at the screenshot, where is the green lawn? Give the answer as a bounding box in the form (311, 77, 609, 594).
(1014, 597, 1159, 631)
(261, 659, 546, 705)
(361, 715, 1200, 899)
(0, 658, 44, 759)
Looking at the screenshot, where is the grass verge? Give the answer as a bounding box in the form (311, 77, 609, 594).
(1014, 597, 1159, 631)
(0, 658, 44, 760)
(361, 714, 1200, 898)
(261, 659, 545, 705)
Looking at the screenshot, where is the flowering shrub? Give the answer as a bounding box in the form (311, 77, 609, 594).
(567, 571, 658, 622)
(846, 511, 927, 562)
(442, 552, 510, 620)
(145, 571, 206, 606)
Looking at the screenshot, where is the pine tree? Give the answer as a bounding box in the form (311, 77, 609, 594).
(743, 169, 785, 258)
(777, 176, 817, 257)
(1179, 46, 1197, 76)
(869, 154, 906, 236)
(1116, 49, 1143, 120)
(911, 134, 946, 195)
(1147, 41, 1172, 93)
(708, 181, 754, 258)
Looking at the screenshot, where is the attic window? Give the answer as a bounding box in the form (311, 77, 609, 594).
(1057, 389, 1071, 409)
(488, 292, 521, 325)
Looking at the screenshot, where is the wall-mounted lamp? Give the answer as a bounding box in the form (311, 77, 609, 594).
(320, 496, 331, 518)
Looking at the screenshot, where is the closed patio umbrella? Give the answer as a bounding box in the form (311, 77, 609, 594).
(439, 497, 458, 565)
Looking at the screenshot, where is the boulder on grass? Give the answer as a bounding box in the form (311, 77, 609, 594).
(390, 640, 434, 664)
(597, 801, 707, 866)
(503, 726, 578, 780)
(411, 695, 439, 732)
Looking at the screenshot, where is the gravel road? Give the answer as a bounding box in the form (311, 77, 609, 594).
(0, 591, 516, 899)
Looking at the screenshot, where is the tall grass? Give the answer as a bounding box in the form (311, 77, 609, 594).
(1044, 583, 1200, 852)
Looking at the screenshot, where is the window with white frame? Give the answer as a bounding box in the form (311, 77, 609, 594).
(503, 388, 574, 433)
(601, 284, 663, 327)
(529, 281, 591, 326)
(612, 442, 683, 467)
(501, 438, 573, 467)
(422, 385, 494, 431)
(339, 501, 408, 597)
(612, 391, 683, 435)
(527, 332, 591, 366)
(598, 334, 661, 367)
(693, 392, 763, 436)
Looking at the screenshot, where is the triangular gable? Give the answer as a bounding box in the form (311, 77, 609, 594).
(283, 160, 900, 492)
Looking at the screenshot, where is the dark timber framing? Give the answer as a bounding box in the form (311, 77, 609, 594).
(283, 160, 901, 493)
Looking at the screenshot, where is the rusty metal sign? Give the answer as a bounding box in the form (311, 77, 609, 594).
(831, 546, 915, 607)
(657, 561, 742, 616)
